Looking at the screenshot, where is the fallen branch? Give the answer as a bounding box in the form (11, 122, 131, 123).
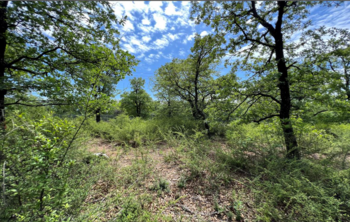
(175, 203, 195, 214)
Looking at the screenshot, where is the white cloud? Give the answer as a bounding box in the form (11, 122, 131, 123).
(149, 1, 163, 13)
(187, 33, 196, 41)
(142, 35, 151, 43)
(129, 35, 150, 53)
(142, 18, 151, 25)
(171, 27, 175, 31)
(159, 51, 173, 60)
(122, 43, 136, 54)
(111, 2, 125, 18)
(153, 13, 168, 31)
(181, 1, 191, 8)
(145, 53, 161, 64)
(138, 24, 152, 33)
(149, 53, 161, 59)
(138, 53, 145, 59)
(112, 1, 150, 19)
(122, 20, 134, 32)
(153, 37, 169, 49)
(166, 33, 180, 41)
(183, 32, 196, 44)
(145, 57, 154, 63)
(165, 2, 182, 16)
(200, 31, 208, 37)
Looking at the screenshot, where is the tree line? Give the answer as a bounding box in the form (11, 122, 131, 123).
(1, 1, 349, 161)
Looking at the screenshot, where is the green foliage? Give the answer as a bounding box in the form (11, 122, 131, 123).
(0, 112, 75, 220)
(153, 35, 220, 126)
(115, 196, 153, 222)
(151, 178, 170, 194)
(3, 1, 137, 108)
(120, 77, 152, 118)
(86, 114, 201, 143)
(2, 2, 350, 221)
(253, 159, 350, 221)
(177, 177, 187, 189)
(223, 121, 350, 221)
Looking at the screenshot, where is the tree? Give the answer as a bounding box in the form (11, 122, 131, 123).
(191, 1, 338, 159)
(154, 35, 219, 135)
(120, 77, 152, 118)
(0, 1, 135, 129)
(205, 70, 242, 123)
(85, 46, 137, 122)
(303, 27, 350, 100)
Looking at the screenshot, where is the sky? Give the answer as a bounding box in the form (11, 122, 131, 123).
(112, 1, 350, 99)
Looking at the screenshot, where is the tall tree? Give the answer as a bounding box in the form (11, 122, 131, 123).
(0, 1, 134, 129)
(191, 1, 336, 159)
(154, 35, 219, 135)
(120, 77, 152, 118)
(87, 46, 137, 122)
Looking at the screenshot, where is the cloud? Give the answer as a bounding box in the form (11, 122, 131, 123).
(122, 20, 134, 32)
(142, 18, 151, 25)
(153, 37, 169, 49)
(165, 2, 182, 16)
(142, 35, 151, 43)
(183, 32, 196, 44)
(153, 13, 168, 31)
(138, 23, 153, 33)
(159, 51, 173, 60)
(149, 1, 163, 13)
(166, 33, 180, 41)
(122, 43, 136, 54)
(200, 31, 208, 37)
(112, 1, 150, 20)
(130, 35, 150, 52)
(145, 53, 161, 64)
(121, 34, 152, 54)
(138, 53, 145, 59)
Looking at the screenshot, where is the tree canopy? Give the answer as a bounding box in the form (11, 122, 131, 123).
(0, 1, 137, 128)
(190, 1, 338, 159)
(120, 77, 152, 118)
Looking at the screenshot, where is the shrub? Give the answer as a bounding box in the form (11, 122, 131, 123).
(0, 112, 76, 221)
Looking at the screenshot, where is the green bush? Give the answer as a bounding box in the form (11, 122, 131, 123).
(223, 120, 350, 221)
(85, 114, 202, 143)
(254, 159, 350, 221)
(0, 112, 76, 221)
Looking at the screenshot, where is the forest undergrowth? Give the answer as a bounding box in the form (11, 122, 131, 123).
(1, 111, 350, 222)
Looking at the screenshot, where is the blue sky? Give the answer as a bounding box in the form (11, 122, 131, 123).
(112, 1, 350, 99)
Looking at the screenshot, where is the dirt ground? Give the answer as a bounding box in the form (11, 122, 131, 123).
(85, 138, 256, 221)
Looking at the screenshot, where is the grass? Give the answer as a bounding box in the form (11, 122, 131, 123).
(2, 114, 350, 221)
(74, 124, 350, 221)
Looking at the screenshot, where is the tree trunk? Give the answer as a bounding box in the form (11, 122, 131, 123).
(204, 121, 211, 138)
(167, 100, 171, 117)
(95, 108, 101, 123)
(0, 1, 8, 132)
(275, 2, 300, 159)
(136, 101, 141, 117)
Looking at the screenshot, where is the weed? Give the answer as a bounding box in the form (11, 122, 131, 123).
(177, 177, 187, 189)
(151, 178, 170, 194)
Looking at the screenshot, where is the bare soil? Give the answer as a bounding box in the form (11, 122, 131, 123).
(84, 138, 257, 221)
